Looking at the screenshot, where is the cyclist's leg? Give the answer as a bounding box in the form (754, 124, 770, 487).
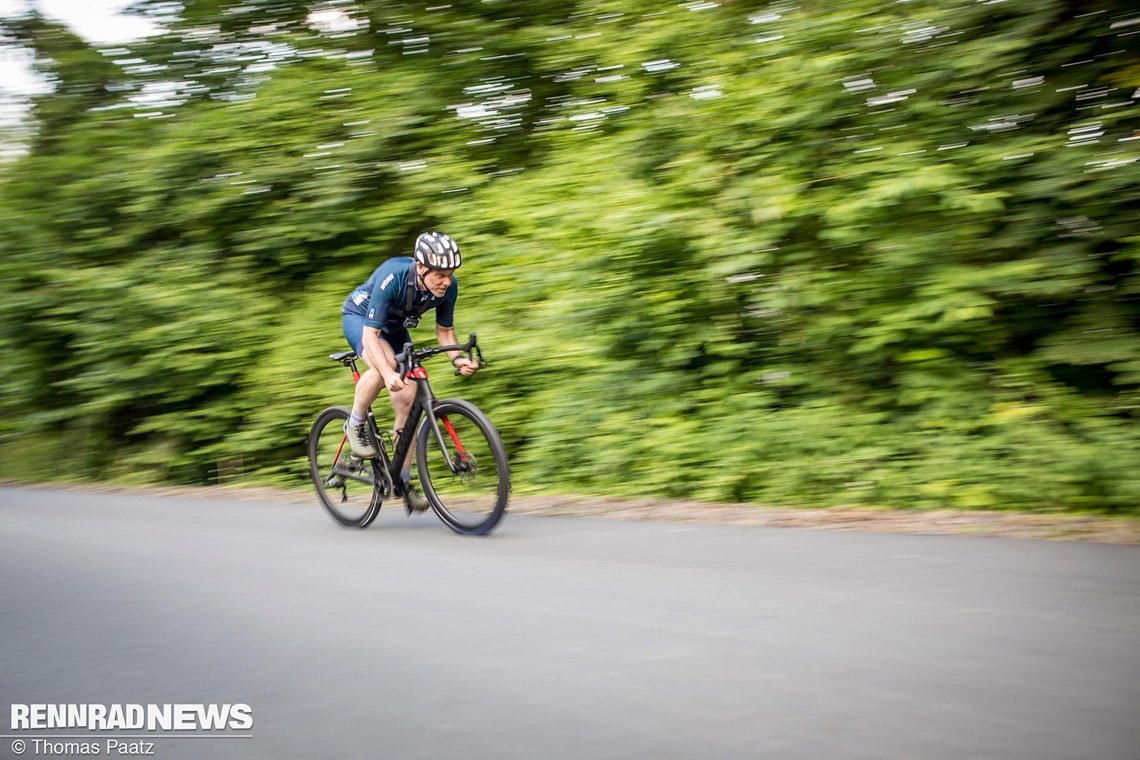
(376, 329, 426, 510)
(341, 314, 384, 457)
(342, 313, 385, 419)
(377, 329, 416, 464)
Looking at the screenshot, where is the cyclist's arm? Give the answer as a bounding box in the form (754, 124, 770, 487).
(435, 325, 477, 376)
(361, 326, 402, 386)
(359, 262, 409, 387)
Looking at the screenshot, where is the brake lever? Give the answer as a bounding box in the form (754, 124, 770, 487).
(396, 342, 413, 376)
(453, 344, 487, 376)
(453, 333, 481, 376)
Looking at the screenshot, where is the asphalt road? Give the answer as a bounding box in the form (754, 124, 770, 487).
(1, 486, 1137, 760)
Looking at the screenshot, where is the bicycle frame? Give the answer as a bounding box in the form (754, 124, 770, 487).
(314, 330, 506, 535)
(337, 350, 468, 493)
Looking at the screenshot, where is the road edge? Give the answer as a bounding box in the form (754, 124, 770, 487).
(2, 479, 1137, 544)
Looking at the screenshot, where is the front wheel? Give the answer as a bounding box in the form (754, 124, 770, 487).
(308, 406, 383, 528)
(416, 398, 509, 536)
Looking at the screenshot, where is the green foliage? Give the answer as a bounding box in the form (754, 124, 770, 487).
(1, 0, 1137, 512)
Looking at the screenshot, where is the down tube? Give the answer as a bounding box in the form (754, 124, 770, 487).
(393, 398, 424, 478)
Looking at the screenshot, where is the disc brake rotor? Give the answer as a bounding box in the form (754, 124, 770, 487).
(454, 452, 478, 484)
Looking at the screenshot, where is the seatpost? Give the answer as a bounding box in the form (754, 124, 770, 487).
(345, 356, 361, 384)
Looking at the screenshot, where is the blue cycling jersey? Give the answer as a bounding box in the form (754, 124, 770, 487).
(341, 257, 458, 331)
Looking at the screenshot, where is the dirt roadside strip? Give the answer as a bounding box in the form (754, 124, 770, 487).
(5, 480, 1138, 545)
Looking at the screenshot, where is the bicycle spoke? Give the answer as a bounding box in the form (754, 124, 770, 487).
(309, 407, 382, 527)
(417, 400, 508, 535)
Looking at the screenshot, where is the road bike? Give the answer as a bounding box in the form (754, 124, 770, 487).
(307, 333, 509, 536)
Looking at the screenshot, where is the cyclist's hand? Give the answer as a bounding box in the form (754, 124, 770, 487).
(454, 357, 478, 377)
(384, 372, 406, 392)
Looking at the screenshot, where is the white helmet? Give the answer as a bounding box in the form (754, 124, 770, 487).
(414, 231, 462, 270)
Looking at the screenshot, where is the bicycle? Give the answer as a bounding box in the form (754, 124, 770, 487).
(307, 333, 509, 536)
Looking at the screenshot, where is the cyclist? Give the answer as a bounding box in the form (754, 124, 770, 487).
(340, 231, 479, 511)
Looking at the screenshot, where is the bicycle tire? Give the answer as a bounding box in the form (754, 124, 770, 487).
(308, 406, 383, 528)
(416, 398, 509, 536)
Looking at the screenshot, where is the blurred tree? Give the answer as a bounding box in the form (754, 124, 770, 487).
(0, 0, 1136, 511)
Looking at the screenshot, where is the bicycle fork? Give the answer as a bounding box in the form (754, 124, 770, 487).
(425, 408, 469, 474)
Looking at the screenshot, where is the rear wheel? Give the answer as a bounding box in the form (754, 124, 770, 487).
(308, 406, 383, 528)
(416, 399, 509, 536)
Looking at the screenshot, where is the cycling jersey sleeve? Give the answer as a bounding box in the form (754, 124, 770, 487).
(364, 260, 406, 329)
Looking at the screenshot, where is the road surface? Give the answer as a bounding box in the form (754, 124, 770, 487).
(1, 487, 1137, 759)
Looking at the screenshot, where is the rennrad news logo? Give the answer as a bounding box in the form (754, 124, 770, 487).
(10, 704, 254, 731)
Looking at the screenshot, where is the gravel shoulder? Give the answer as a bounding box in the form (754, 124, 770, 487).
(4, 480, 1137, 544)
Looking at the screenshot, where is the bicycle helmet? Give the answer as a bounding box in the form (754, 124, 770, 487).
(414, 231, 462, 270)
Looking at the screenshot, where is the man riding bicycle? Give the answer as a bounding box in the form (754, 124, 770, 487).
(340, 231, 478, 511)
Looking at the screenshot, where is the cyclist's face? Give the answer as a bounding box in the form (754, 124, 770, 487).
(419, 265, 454, 297)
